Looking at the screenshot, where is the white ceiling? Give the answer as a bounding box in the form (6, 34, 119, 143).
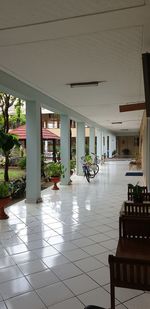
(0, 0, 150, 133)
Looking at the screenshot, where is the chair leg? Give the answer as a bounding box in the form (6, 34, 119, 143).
(110, 283, 115, 309)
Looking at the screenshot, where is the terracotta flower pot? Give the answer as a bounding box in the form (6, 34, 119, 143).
(51, 177, 60, 190)
(0, 197, 11, 220)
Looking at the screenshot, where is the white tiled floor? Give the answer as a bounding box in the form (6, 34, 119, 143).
(0, 161, 148, 309)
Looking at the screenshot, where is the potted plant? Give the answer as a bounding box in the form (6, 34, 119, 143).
(128, 183, 144, 203)
(0, 182, 11, 219)
(45, 162, 65, 190)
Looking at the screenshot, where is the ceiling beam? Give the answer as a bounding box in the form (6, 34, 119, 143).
(119, 103, 145, 112)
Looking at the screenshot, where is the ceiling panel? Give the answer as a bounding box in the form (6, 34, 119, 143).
(0, 0, 144, 29)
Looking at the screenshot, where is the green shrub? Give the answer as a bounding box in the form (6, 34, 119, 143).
(0, 182, 10, 198)
(18, 156, 26, 169)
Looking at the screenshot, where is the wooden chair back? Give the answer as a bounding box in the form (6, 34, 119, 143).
(119, 216, 150, 239)
(128, 186, 147, 201)
(124, 201, 150, 216)
(109, 254, 150, 309)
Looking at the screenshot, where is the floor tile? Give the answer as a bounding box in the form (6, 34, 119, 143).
(33, 246, 59, 258)
(53, 242, 77, 252)
(74, 256, 104, 272)
(100, 239, 118, 250)
(0, 277, 33, 300)
(42, 254, 69, 268)
(89, 233, 111, 243)
(0, 302, 7, 309)
(88, 266, 110, 286)
(64, 274, 99, 295)
(62, 248, 89, 261)
(0, 265, 23, 283)
(105, 284, 143, 302)
(5, 244, 28, 255)
(11, 251, 38, 264)
(72, 237, 94, 247)
(124, 292, 150, 309)
(36, 282, 73, 307)
(0, 256, 15, 269)
(83, 244, 107, 255)
(47, 297, 84, 309)
(26, 269, 59, 289)
(5, 291, 46, 309)
(18, 259, 47, 275)
(78, 287, 111, 308)
(26, 239, 49, 250)
(94, 251, 112, 266)
(52, 262, 82, 280)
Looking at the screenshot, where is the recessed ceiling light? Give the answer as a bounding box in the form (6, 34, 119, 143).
(67, 81, 106, 88)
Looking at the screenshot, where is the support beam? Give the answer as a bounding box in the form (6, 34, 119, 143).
(60, 114, 70, 185)
(26, 101, 41, 203)
(76, 122, 85, 175)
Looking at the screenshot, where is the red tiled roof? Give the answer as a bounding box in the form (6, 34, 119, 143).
(9, 125, 60, 140)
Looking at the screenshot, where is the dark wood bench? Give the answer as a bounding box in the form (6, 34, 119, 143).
(109, 216, 150, 309)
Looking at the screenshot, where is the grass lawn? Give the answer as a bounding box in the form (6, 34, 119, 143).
(0, 168, 25, 181)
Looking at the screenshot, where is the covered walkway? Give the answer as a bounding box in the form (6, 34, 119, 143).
(0, 161, 148, 309)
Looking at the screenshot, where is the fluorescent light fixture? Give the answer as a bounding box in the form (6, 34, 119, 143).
(111, 121, 122, 124)
(67, 81, 106, 88)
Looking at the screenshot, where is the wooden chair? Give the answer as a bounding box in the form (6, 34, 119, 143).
(109, 216, 150, 309)
(128, 185, 147, 201)
(109, 255, 150, 309)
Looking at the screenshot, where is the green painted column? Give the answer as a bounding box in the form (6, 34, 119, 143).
(76, 122, 85, 175)
(26, 101, 42, 203)
(89, 127, 95, 155)
(60, 114, 70, 185)
(96, 129, 102, 159)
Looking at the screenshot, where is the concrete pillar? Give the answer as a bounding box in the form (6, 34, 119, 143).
(45, 141, 48, 153)
(76, 122, 85, 175)
(96, 129, 102, 159)
(26, 101, 41, 203)
(102, 132, 105, 155)
(146, 117, 150, 190)
(60, 114, 70, 185)
(89, 127, 95, 154)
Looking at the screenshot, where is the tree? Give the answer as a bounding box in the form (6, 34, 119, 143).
(0, 131, 20, 182)
(14, 98, 25, 127)
(0, 93, 16, 133)
(0, 93, 22, 182)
